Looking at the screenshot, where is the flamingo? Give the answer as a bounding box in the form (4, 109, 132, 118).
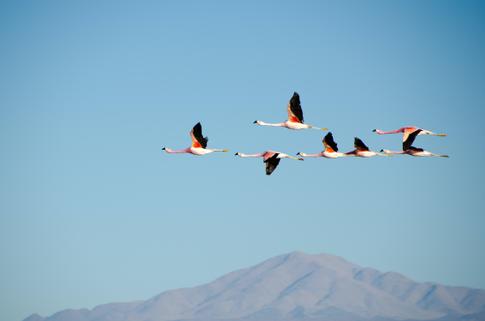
(373, 126, 446, 142)
(234, 151, 304, 175)
(297, 132, 348, 158)
(345, 137, 386, 157)
(254, 92, 328, 131)
(162, 122, 229, 156)
(380, 129, 449, 158)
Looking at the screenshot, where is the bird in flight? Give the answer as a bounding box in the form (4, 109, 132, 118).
(254, 92, 328, 131)
(297, 132, 348, 158)
(373, 126, 446, 142)
(162, 122, 229, 156)
(234, 151, 304, 175)
(345, 137, 386, 157)
(380, 129, 449, 158)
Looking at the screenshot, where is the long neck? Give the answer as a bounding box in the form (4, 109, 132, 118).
(429, 152, 449, 158)
(374, 128, 403, 135)
(278, 153, 303, 161)
(420, 130, 447, 137)
(382, 150, 404, 156)
(164, 148, 190, 154)
(256, 121, 286, 127)
(299, 152, 323, 158)
(307, 124, 328, 131)
(376, 151, 390, 157)
(206, 148, 228, 153)
(236, 153, 264, 158)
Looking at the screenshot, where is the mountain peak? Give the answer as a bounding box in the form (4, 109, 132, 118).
(24, 252, 485, 321)
(268, 251, 359, 275)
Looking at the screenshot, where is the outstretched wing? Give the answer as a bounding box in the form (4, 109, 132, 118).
(402, 127, 419, 142)
(264, 153, 281, 175)
(287, 92, 304, 123)
(323, 132, 338, 152)
(403, 129, 422, 151)
(354, 137, 369, 151)
(190, 122, 208, 148)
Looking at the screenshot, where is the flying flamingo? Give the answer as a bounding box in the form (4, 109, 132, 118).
(380, 129, 449, 158)
(254, 92, 328, 131)
(162, 122, 229, 156)
(297, 132, 348, 158)
(345, 137, 386, 158)
(234, 151, 304, 175)
(373, 126, 446, 142)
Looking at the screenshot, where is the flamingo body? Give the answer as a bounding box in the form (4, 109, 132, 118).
(345, 137, 385, 158)
(162, 122, 228, 156)
(297, 132, 348, 159)
(380, 129, 449, 158)
(381, 149, 449, 158)
(254, 92, 327, 131)
(297, 151, 348, 158)
(346, 150, 380, 158)
(373, 126, 447, 141)
(235, 150, 303, 175)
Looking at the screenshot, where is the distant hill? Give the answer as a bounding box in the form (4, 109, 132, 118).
(24, 251, 485, 321)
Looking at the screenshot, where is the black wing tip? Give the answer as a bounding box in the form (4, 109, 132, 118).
(324, 132, 338, 151)
(354, 137, 369, 150)
(264, 154, 280, 175)
(193, 122, 202, 131)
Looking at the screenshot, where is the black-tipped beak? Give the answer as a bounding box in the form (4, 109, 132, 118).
(380, 149, 384, 152)
(372, 129, 377, 132)
(296, 152, 301, 155)
(162, 147, 166, 150)
(234, 152, 239, 156)
(253, 120, 257, 124)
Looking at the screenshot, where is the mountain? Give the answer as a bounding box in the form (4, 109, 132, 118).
(24, 251, 485, 321)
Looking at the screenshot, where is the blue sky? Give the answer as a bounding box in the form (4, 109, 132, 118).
(1, 1, 485, 320)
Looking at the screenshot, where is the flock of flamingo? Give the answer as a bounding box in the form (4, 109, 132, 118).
(162, 92, 448, 175)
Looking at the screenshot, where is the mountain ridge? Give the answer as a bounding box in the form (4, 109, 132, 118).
(24, 251, 485, 321)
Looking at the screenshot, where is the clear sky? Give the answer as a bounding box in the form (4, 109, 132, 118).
(1, 1, 485, 321)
